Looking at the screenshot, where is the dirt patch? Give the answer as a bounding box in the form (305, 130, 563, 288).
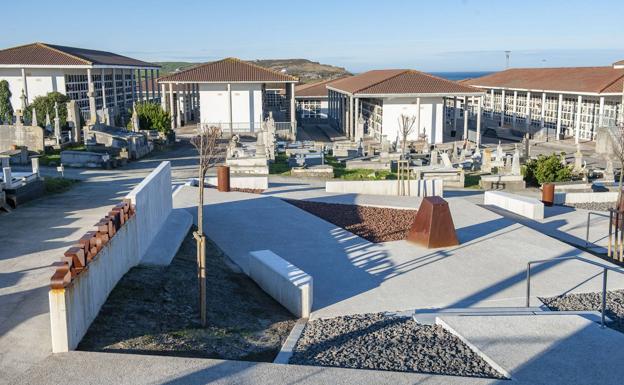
(283, 199, 416, 243)
(78, 228, 295, 361)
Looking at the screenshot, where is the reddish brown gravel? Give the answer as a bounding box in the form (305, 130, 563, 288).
(284, 199, 417, 243)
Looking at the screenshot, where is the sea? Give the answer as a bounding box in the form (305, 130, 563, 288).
(430, 71, 494, 81)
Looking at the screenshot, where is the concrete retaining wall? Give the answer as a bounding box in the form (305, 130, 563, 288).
(0, 124, 45, 152)
(248, 250, 313, 318)
(554, 191, 618, 205)
(325, 179, 443, 197)
(49, 217, 139, 352)
(202, 175, 268, 190)
(126, 161, 173, 260)
(484, 191, 544, 220)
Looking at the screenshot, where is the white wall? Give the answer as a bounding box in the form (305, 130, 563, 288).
(0, 68, 68, 109)
(326, 179, 443, 197)
(199, 83, 263, 130)
(381, 96, 444, 144)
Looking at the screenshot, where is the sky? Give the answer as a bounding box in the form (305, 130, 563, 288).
(3, 0, 624, 73)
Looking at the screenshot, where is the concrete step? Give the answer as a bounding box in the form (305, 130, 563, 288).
(436, 314, 624, 384)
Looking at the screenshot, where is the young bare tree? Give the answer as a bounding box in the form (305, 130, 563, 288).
(398, 114, 417, 158)
(190, 123, 222, 327)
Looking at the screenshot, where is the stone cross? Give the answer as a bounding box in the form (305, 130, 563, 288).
(53, 102, 61, 146)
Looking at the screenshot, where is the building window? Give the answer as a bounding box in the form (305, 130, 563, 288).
(299, 99, 322, 119)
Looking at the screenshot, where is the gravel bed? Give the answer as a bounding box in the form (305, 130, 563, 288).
(289, 313, 505, 379)
(569, 202, 615, 212)
(541, 290, 624, 333)
(283, 199, 416, 243)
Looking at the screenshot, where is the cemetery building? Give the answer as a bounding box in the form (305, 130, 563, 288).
(327, 70, 483, 144)
(463, 61, 624, 143)
(295, 78, 347, 121)
(0, 42, 161, 121)
(157, 58, 298, 135)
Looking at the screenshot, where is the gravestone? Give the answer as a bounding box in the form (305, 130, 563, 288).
(53, 102, 61, 146)
(440, 152, 453, 168)
(430, 149, 439, 166)
(31, 108, 38, 127)
(482, 148, 492, 173)
(574, 145, 583, 172)
(406, 196, 459, 248)
(66, 100, 81, 143)
(355, 114, 364, 142)
(511, 148, 521, 175)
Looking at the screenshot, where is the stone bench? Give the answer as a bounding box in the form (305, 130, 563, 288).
(326, 179, 443, 197)
(248, 250, 313, 318)
(484, 191, 544, 220)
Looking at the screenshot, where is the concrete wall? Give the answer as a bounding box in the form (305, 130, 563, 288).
(382, 97, 444, 144)
(202, 175, 268, 190)
(126, 161, 173, 261)
(199, 83, 263, 130)
(0, 124, 45, 152)
(325, 179, 443, 197)
(484, 191, 544, 220)
(49, 216, 139, 352)
(248, 250, 313, 318)
(554, 191, 618, 205)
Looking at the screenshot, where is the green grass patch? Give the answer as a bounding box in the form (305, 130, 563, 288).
(325, 155, 396, 180)
(39, 144, 86, 166)
(44, 177, 79, 194)
(269, 153, 292, 175)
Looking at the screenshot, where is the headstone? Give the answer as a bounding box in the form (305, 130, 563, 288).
(440, 152, 453, 168)
(355, 114, 364, 142)
(2, 167, 12, 188)
(604, 158, 615, 182)
(523, 133, 530, 160)
(31, 157, 40, 176)
(131, 104, 140, 132)
(430, 149, 439, 166)
(66, 100, 81, 143)
(88, 90, 97, 125)
(496, 141, 504, 163)
(505, 154, 512, 172)
(574, 145, 583, 172)
(511, 148, 521, 175)
(45, 111, 52, 132)
(31, 107, 38, 127)
(53, 102, 61, 146)
(103, 107, 111, 126)
(482, 148, 492, 172)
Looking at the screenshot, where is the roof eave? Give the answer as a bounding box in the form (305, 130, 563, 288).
(469, 85, 619, 96)
(158, 79, 297, 84)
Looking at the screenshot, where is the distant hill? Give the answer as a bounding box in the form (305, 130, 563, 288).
(155, 59, 351, 83)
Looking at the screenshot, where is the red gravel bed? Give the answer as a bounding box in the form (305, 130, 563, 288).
(284, 199, 416, 243)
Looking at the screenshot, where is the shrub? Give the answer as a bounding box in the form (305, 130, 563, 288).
(522, 154, 572, 186)
(130, 102, 171, 133)
(25, 92, 70, 128)
(0, 80, 13, 123)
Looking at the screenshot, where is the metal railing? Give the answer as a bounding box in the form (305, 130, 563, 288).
(525, 256, 624, 328)
(585, 211, 609, 248)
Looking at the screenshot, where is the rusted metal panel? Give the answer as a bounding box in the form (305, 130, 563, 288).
(217, 165, 231, 192)
(406, 196, 459, 248)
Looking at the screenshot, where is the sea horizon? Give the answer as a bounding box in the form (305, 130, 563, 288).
(429, 71, 494, 81)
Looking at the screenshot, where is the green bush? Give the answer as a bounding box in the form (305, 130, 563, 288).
(130, 102, 171, 133)
(25, 92, 70, 128)
(522, 154, 572, 186)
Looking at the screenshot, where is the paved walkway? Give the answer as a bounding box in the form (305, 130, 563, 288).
(173, 183, 624, 319)
(0, 143, 198, 384)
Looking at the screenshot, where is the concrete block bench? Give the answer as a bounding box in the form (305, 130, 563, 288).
(248, 250, 313, 318)
(484, 191, 544, 220)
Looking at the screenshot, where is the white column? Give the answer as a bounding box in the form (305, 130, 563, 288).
(556, 93, 563, 139)
(575, 95, 582, 144)
(290, 83, 296, 133)
(416, 97, 421, 136)
(500, 89, 505, 127)
(112, 68, 118, 106)
(176, 84, 182, 128)
(185, 84, 191, 122)
(512, 91, 518, 128)
(490, 89, 495, 118)
(120, 69, 126, 107)
(598, 96, 605, 128)
(349, 95, 354, 138)
(453, 97, 458, 131)
(156, 69, 161, 101)
(101, 69, 107, 108)
(150, 69, 156, 102)
(168, 83, 175, 129)
(21, 68, 28, 104)
(540, 92, 546, 132)
(525, 91, 531, 131)
(227, 83, 233, 134)
(160, 83, 166, 111)
(131, 70, 136, 102)
(463, 97, 469, 140)
(476, 96, 482, 147)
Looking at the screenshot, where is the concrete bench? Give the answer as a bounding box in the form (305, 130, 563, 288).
(484, 191, 544, 220)
(248, 250, 313, 318)
(325, 179, 443, 197)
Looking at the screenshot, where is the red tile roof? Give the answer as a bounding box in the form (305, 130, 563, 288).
(0, 42, 158, 67)
(614, 60, 624, 66)
(295, 77, 349, 98)
(328, 69, 481, 96)
(464, 67, 624, 94)
(159, 58, 297, 83)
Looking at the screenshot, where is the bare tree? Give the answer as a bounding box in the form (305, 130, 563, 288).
(398, 114, 417, 158)
(189, 124, 222, 327)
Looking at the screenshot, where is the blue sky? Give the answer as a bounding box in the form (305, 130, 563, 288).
(3, 0, 623, 72)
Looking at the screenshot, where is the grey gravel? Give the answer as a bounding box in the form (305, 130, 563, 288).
(569, 202, 616, 212)
(289, 313, 505, 379)
(542, 290, 624, 333)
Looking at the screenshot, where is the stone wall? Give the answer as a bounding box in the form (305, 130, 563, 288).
(0, 124, 45, 152)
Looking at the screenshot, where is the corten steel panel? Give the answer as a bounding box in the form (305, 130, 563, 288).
(406, 196, 459, 248)
(542, 183, 555, 207)
(217, 166, 231, 192)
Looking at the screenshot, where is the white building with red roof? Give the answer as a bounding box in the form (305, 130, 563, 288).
(0, 42, 160, 121)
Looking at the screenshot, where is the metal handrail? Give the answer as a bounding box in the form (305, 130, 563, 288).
(585, 211, 609, 247)
(525, 256, 624, 328)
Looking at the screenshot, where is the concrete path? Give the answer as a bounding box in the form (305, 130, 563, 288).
(438, 314, 624, 385)
(0, 143, 199, 384)
(173, 183, 624, 319)
(16, 351, 496, 385)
